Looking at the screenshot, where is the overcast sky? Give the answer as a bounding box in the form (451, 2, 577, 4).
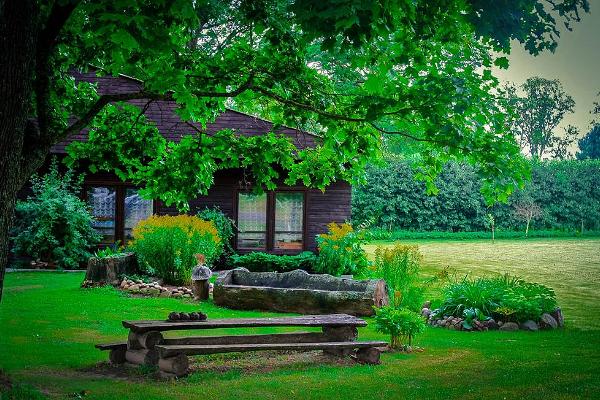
(493, 0, 600, 136)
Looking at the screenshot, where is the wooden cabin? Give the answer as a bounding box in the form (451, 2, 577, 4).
(46, 72, 351, 254)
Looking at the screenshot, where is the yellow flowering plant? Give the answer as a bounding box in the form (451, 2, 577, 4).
(315, 222, 369, 277)
(129, 214, 221, 284)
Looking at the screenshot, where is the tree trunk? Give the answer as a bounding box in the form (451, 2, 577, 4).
(525, 218, 530, 238)
(0, 0, 41, 302)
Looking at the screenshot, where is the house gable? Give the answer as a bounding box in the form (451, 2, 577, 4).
(51, 71, 317, 153)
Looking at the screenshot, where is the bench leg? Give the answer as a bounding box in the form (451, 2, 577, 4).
(158, 354, 189, 377)
(125, 349, 159, 366)
(323, 348, 353, 357)
(128, 330, 164, 350)
(322, 326, 358, 341)
(356, 347, 381, 365)
(109, 347, 127, 364)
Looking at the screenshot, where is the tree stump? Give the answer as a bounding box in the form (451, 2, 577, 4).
(192, 279, 210, 300)
(158, 354, 189, 376)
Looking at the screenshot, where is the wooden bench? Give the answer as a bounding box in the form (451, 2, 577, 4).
(97, 314, 386, 377)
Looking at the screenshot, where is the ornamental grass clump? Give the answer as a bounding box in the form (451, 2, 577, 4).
(129, 215, 221, 285)
(371, 244, 424, 311)
(315, 222, 369, 276)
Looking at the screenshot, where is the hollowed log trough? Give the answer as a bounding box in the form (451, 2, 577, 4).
(213, 268, 389, 316)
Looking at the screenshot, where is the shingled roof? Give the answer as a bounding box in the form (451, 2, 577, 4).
(51, 71, 317, 153)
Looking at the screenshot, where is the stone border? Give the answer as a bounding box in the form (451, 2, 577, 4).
(421, 303, 564, 332)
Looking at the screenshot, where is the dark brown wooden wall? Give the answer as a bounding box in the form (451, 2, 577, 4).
(156, 169, 352, 253)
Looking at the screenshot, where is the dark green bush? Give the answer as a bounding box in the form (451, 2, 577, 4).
(11, 161, 100, 269)
(436, 274, 557, 323)
(353, 159, 600, 233)
(231, 251, 317, 273)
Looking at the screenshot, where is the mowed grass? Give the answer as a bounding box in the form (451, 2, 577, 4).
(1, 238, 600, 399)
(365, 237, 600, 330)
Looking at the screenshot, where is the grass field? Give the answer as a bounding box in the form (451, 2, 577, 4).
(365, 237, 600, 330)
(1, 238, 600, 399)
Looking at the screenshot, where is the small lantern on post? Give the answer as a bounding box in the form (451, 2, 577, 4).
(192, 253, 211, 301)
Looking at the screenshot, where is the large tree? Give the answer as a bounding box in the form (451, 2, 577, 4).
(0, 0, 589, 299)
(507, 77, 580, 159)
(577, 94, 600, 160)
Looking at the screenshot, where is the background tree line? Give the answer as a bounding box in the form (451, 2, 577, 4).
(352, 158, 600, 233)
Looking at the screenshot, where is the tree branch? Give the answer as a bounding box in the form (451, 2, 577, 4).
(369, 122, 469, 151)
(62, 73, 255, 138)
(34, 0, 79, 137)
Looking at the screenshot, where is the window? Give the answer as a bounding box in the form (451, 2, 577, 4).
(86, 186, 153, 244)
(87, 186, 116, 244)
(236, 191, 305, 252)
(124, 188, 154, 240)
(274, 192, 304, 250)
(237, 193, 267, 249)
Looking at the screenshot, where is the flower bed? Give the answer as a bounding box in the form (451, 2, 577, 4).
(422, 275, 564, 332)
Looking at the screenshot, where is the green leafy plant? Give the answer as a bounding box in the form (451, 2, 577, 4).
(374, 306, 426, 349)
(129, 215, 221, 285)
(231, 251, 317, 273)
(197, 207, 236, 257)
(11, 160, 101, 269)
(314, 222, 369, 276)
(94, 241, 127, 259)
(370, 244, 424, 311)
(437, 274, 557, 323)
(462, 307, 489, 330)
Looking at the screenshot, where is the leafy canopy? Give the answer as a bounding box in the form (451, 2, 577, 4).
(35, 0, 589, 209)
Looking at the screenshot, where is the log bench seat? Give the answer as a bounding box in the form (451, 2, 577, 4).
(96, 314, 385, 377)
(156, 341, 386, 357)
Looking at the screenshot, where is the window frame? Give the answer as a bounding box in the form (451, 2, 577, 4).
(234, 188, 307, 254)
(84, 182, 156, 246)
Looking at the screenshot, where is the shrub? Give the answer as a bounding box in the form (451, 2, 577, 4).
(374, 306, 426, 349)
(231, 251, 317, 272)
(129, 215, 221, 284)
(436, 274, 557, 323)
(197, 206, 235, 256)
(11, 161, 100, 269)
(370, 244, 424, 311)
(314, 222, 369, 276)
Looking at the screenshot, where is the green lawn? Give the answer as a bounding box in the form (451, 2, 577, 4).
(365, 237, 600, 330)
(1, 238, 600, 399)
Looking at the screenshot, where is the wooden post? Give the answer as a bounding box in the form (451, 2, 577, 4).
(192, 279, 210, 300)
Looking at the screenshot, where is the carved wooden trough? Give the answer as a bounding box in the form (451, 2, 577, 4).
(213, 268, 389, 316)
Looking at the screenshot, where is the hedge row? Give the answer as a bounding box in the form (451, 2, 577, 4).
(352, 159, 600, 232)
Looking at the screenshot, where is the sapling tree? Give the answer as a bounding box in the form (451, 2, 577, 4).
(513, 201, 542, 237)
